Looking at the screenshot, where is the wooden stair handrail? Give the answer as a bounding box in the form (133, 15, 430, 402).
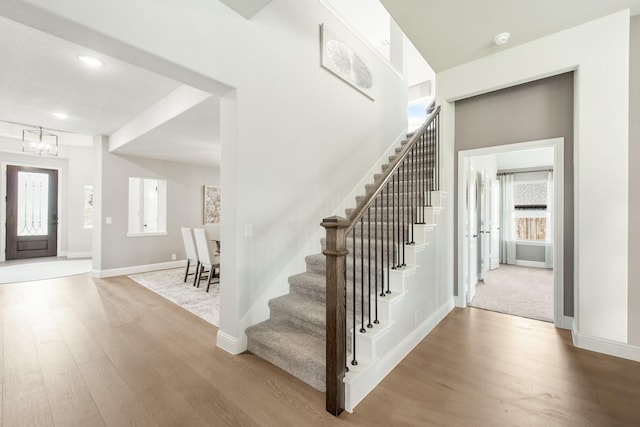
(344, 105, 440, 234)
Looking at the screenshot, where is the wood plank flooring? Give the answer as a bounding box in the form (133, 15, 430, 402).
(1, 273, 640, 426)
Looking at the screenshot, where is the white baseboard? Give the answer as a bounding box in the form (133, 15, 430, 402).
(572, 329, 640, 362)
(344, 297, 455, 412)
(91, 260, 186, 278)
(514, 260, 547, 268)
(216, 330, 246, 355)
(67, 251, 92, 259)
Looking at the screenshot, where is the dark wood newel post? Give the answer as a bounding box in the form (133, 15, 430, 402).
(321, 215, 349, 416)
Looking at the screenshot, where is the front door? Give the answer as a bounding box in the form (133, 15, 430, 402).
(6, 165, 58, 260)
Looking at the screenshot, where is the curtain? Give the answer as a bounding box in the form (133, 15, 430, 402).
(545, 171, 554, 268)
(498, 174, 516, 264)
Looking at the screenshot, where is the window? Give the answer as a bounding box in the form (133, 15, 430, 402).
(127, 177, 167, 236)
(512, 181, 549, 242)
(83, 185, 93, 228)
(17, 170, 49, 236)
(515, 212, 548, 241)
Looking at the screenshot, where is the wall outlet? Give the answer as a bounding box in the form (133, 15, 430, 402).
(105, 216, 112, 224)
(171, 253, 177, 261)
(244, 223, 253, 237)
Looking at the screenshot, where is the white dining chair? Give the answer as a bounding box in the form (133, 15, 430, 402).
(193, 228, 221, 292)
(203, 223, 221, 254)
(181, 227, 200, 286)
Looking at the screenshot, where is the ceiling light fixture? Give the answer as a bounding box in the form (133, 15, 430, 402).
(52, 112, 68, 119)
(22, 126, 59, 156)
(78, 55, 104, 68)
(493, 32, 510, 46)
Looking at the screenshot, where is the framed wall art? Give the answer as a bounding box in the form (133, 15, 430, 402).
(203, 185, 221, 224)
(320, 22, 375, 100)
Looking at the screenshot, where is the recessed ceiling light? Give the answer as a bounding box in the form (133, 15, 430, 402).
(493, 32, 510, 46)
(52, 112, 69, 119)
(78, 55, 104, 68)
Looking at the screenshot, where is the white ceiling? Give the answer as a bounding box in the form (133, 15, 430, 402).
(380, 0, 640, 72)
(0, 16, 220, 166)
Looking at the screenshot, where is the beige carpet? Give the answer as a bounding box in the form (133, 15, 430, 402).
(128, 268, 220, 326)
(469, 264, 553, 322)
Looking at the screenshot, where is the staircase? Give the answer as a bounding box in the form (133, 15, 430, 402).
(246, 108, 446, 412)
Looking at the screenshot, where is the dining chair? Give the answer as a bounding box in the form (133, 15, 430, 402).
(203, 223, 221, 254)
(193, 228, 221, 292)
(181, 227, 200, 286)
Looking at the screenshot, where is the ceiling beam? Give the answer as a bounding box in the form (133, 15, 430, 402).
(218, 0, 273, 19)
(109, 85, 211, 152)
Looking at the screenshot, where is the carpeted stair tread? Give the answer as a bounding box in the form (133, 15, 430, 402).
(246, 319, 326, 391)
(269, 293, 326, 336)
(288, 272, 326, 302)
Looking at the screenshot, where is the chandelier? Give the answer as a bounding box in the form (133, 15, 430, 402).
(22, 126, 58, 156)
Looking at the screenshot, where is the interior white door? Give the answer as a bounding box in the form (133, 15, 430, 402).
(467, 168, 478, 303)
(490, 180, 500, 270)
(478, 171, 489, 282)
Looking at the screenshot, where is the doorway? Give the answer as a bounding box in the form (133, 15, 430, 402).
(457, 138, 565, 327)
(6, 165, 58, 260)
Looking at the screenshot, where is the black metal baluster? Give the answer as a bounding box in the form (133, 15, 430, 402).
(367, 208, 372, 329)
(410, 147, 415, 244)
(374, 196, 379, 324)
(428, 124, 432, 208)
(421, 132, 426, 222)
(436, 113, 440, 191)
(383, 183, 389, 296)
(360, 219, 366, 334)
(351, 230, 357, 366)
(417, 136, 422, 224)
(344, 242, 348, 373)
(396, 169, 401, 268)
(433, 114, 440, 191)
(400, 164, 407, 267)
(392, 173, 397, 269)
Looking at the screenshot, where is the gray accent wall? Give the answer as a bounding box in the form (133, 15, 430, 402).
(516, 243, 545, 263)
(94, 139, 219, 272)
(629, 15, 640, 346)
(454, 72, 574, 316)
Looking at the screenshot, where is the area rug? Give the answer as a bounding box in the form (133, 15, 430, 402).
(128, 267, 220, 326)
(0, 258, 92, 284)
(469, 264, 553, 322)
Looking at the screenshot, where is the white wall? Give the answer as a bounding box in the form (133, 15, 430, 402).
(0, 139, 93, 260)
(66, 146, 93, 256)
(438, 11, 630, 343)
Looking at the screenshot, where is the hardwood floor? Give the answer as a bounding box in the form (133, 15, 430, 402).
(1, 274, 639, 426)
